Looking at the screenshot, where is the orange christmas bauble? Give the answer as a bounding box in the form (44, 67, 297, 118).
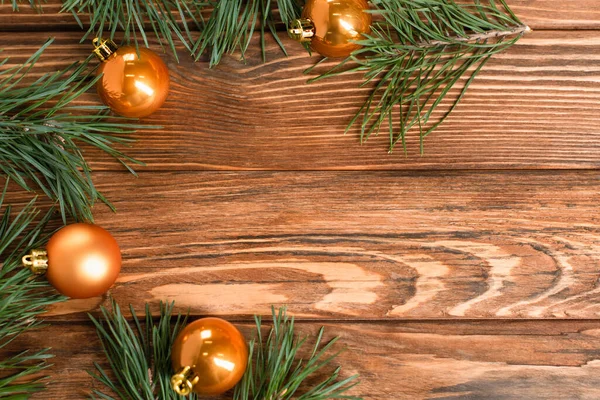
(171, 318, 248, 396)
(93, 38, 170, 118)
(45, 223, 121, 299)
(289, 0, 372, 58)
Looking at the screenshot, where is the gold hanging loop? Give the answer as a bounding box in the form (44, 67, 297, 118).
(288, 19, 315, 42)
(22, 249, 48, 275)
(92, 37, 119, 61)
(171, 366, 200, 396)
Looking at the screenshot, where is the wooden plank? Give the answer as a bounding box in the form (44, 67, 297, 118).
(1, 1, 600, 31)
(1, 30, 600, 171)
(6, 319, 600, 399)
(5, 170, 600, 320)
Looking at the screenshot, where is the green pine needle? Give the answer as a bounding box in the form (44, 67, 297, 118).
(0, 38, 148, 223)
(4, 0, 40, 11)
(59, 0, 205, 62)
(311, 0, 528, 153)
(233, 306, 361, 400)
(193, 0, 303, 66)
(89, 299, 195, 400)
(0, 181, 66, 398)
(13, 0, 303, 63)
(90, 303, 359, 400)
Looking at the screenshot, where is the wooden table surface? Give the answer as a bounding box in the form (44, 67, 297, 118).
(2, 1, 600, 399)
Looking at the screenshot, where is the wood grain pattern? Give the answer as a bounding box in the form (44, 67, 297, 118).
(2, 30, 600, 171)
(5, 170, 598, 320)
(2, 2, 600, 399)
(8, 320, 600, 399)
(2, 0, 600, 30)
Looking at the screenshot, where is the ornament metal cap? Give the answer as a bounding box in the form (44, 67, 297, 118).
(22, 249, 48, 275)
(171, 366, 200, 396)
(289, 18, 315, 42)
(92, 37, 118, 62)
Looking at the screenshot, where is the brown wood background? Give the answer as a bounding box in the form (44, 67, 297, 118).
(2, 1, 600, 398)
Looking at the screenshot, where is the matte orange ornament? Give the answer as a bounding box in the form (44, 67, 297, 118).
(22, 223, 121, 299)
(171, 318, 248, 396)
(93, 38, 170, 118)
(289, 0, 372, 58)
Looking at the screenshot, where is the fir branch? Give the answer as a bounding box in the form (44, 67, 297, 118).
(89, 299, 194, 400)
(193, 0, 303, 66)
(14, 0, 304, 63)
(233, 307, 360, 400)
(59, 0, 204, 62)
(0, 38, 147, 222)
(90, 303, 359, 399)
(0, 182, 65, 398)
(312, 0, 528, 153)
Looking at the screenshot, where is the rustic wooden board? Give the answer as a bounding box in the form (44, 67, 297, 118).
(2, 1, 600, 399)
(2, 30, 600, 171)
(9, 319, 600, 399)
(5, 170, 598, 320)
(2, 0, 600, 30)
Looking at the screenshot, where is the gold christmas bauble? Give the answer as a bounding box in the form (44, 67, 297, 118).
(289, 0, 372, 58)
(93, 38, 170, 118)
(22, 223, 121, 299)
(171, 318, 248, 396)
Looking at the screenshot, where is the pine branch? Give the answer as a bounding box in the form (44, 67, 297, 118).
(0, 38, 147, 222)
(193, 0, 304, 66)
(90, 303, 359, 399)
(0, 181, 65, 398)
(233, 307, 360, 400)
(14, 0, 303, 63)
(60, 0, 204, 62)
(89, 299, 195, 400)
(312, 0, 528, 153)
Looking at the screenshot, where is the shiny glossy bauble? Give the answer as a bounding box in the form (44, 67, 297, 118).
(302, 0, 371, 58)
(171, 318, 248, 396)
(46, 223, 121, 299)
(97, 45, 170, 118)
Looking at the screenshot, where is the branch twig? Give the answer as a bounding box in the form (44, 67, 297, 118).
(422, 24, 531, 47)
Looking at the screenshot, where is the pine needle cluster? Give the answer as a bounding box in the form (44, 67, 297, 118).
(193, 0, 302, 66)
(6, 0, 38, 11)
(0, 38, 146, 222)
(89, 299, 194, 400)
(56, 0, 303, 65)
(60, 0, 205, 63)
(0, 184, 65, 398)
(234, 307, 360, 400)
(312, 0, 527, 152)
(90, 303, 359, 399)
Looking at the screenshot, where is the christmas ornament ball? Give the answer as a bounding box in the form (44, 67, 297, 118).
(93, 38, 170, 118)
(289, 0, 371, 58)
(46, 223, 121, 299)
(171, 318, 248, 396)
